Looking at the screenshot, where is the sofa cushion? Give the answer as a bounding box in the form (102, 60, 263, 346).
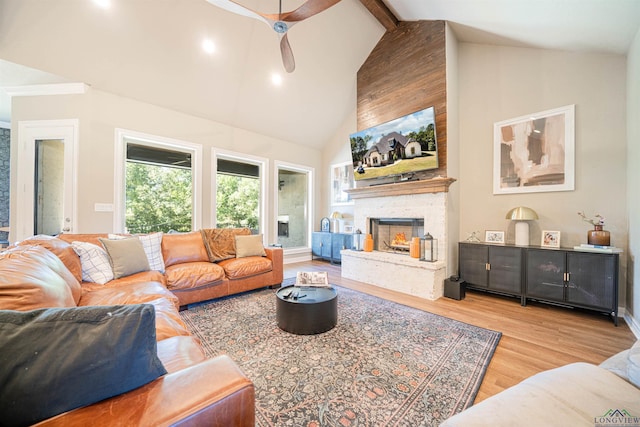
(164, 261, 226, 291)
(71, 241, 114, 284)
(600, 340, 640, 388)
(235, 234, 266, 258)
(161, 231, 209, 267)
(0, 304, 167, 426)
(157, 336, 206, 374)
(218, 256, 272, 279)
(79, 281, 179, 309)
(439, 362, 640, 427)
(628, 340, 640, 388)
(99, 237, 150, 279)
(201, 228, 251, 262)
(0, 245, 79, 310)
(17, 235, 83, 285)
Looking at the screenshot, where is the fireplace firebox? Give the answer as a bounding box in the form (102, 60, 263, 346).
(369, 218, 424, 253)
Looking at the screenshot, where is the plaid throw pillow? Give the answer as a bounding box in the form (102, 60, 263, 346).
(71, 241, 114, 284)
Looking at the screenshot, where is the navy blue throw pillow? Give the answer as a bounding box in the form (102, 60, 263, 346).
(0, 304, 167, 426)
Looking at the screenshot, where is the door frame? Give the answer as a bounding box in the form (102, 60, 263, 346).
(274, 160, 314, 253)
(16, 119, 78, 241)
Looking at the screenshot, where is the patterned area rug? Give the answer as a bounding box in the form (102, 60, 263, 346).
(180, 282, 501, 426)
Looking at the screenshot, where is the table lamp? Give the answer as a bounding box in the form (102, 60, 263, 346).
(506, 207, 538, 246)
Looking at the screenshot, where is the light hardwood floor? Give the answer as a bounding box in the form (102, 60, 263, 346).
(283, 260, 637, 403)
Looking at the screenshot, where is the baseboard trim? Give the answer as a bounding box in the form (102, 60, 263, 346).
(623, 311, 640, 339)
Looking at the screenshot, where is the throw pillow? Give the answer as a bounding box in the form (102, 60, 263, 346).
(71, 241, 114, 284)
(235, 234, 266, 258)
(0, 304, 167, 426)
(108, 232, 165, 273)
(201, 228, 251, 262)
(138, 232, 165, 273)
(99, 237, 150, 279)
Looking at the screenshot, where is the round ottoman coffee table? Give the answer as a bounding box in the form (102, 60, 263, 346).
(276, 286, 338, 335)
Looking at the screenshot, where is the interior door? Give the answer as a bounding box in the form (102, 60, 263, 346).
(16, 120, 77, 241)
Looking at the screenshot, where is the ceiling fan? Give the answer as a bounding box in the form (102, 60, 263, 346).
(206, 0, 341, 73)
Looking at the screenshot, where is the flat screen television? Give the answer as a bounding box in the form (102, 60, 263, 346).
(349, 106, 438, 181)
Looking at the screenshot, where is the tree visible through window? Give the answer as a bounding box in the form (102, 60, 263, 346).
(216, 158, 260, 232)
(125, 143, 193, 234)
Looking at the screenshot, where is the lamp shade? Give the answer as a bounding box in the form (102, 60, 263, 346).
(505, 206, 538, 221)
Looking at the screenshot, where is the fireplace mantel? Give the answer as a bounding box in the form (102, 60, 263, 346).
(346, 177, 456, 199)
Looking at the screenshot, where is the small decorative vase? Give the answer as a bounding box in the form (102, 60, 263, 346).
(587, 224, 610, 246)
(410, 237, 421, 258)
(363, 234, 374, 252)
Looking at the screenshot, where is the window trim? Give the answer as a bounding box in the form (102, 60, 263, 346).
(212, 148, 268, 237)
(114, 129, 202, 233)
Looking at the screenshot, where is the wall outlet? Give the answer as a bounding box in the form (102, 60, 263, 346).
(94, 203, 114, 212)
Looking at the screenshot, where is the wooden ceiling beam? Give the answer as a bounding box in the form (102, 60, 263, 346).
(359, 0, 399, 31)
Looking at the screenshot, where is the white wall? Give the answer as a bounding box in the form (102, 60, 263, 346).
(322, 105, 358, 228)
(458, 44, 628, 305)
(446, 23, 460, 277)
(627, 28, 640, 333)
(10, 88, 323, 246)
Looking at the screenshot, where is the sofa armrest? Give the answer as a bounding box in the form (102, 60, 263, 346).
(264, 246, 283, 283)
(34, 355, 255, 427)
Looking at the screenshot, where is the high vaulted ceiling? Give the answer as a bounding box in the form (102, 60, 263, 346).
(1, 0, 639, 148)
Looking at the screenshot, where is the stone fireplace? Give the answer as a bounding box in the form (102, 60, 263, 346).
(341, 178, 455, 300)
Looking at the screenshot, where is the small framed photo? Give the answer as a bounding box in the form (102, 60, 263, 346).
(320, 217, 330, 232)
(485, 230, 505, 244)
(541, 230, 561, 248)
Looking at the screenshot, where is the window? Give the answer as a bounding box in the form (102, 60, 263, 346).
(125, 143, 192, 233)
(213, 150, 267, 235)
(114, 129, 202, 233)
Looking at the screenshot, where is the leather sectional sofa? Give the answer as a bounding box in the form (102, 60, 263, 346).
(0, 229, 283, 426)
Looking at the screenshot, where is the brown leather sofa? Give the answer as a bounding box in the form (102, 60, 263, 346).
(0, 230, 283, 425)
(55, 230, 284, 308)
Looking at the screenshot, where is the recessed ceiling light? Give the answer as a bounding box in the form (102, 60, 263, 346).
(202, 38, 216, 55)
(271, 73, 283, 86)
(93, 0, 111, 10)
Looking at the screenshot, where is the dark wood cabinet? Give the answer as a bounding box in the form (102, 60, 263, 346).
(526, 249, 618, 325)
(312, 232, 352, 264)
(458, 243, 524, 301)
(459, 242, 619, 325)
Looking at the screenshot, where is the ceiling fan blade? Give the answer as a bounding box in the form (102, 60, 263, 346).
(280, 33, 295, 73)
(281, 0, 341, 23)
(205, 0, 270, 26)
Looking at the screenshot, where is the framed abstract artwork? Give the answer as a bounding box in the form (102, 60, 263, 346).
(493, 105, 575, 194)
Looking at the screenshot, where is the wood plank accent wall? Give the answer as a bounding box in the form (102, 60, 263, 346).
(357, 20, 447, 186)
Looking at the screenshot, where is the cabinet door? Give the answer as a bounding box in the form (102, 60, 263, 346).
(487, 246, 523, 294)
(331, 234, 352, 262)
(311, 232, 332, 258)
(566, 252, 617, 310)
(459, 243, 489, 288)
(526, 249, 565, 302)
(311, 233, 322, 257)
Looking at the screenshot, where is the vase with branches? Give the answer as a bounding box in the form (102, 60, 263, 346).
(578, 211, 610, 246)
